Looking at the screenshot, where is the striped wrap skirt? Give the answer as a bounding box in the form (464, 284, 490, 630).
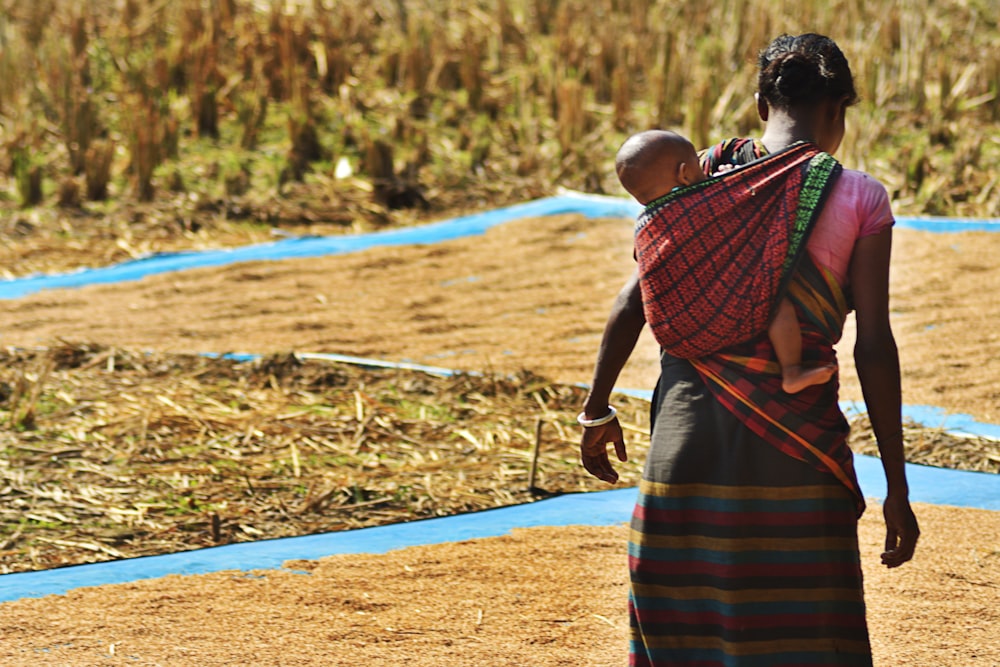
(629, 354, 871, 667)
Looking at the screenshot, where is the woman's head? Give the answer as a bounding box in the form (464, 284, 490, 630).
(756, 34, 857, 154)
(757, 34, 857, 110)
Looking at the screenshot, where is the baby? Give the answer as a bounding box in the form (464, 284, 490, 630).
(616, 130, 836, 393)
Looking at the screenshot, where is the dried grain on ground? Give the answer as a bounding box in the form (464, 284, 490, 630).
(2, 215, 998, 421)
(1, 504, 997, 667)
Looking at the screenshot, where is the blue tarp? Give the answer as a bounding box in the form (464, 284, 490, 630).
(0, 488, 638, 602)
(4, 454, 999, 602)
(841, 400, 1000, 441)
(3, 192, 999, 300)
(0, 193, 638, 300)
(894, 215, 1000, 233)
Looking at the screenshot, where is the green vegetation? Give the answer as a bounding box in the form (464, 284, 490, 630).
(0, 0, 997, 226)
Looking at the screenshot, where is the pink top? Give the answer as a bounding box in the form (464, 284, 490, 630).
(806, 169, 894, 285)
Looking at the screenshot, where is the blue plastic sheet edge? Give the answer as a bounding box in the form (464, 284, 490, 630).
(0, 192, 639, 300)
(3, 358, 998, 603)
(238, 353, 1000, 442)
(0, 488, 639, 602)
(3, 449, 999, 603)
(2, 192, 999, 300)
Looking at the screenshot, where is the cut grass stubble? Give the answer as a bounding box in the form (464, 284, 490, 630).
(0, 344, 651, 574)
(1, 343, 997, 574)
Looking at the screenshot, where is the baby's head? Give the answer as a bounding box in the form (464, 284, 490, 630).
(615, 130, 705, 205)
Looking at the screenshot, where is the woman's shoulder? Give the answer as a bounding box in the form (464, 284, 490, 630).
(834, 168, 891, 206)
(838, 167, 888, 190)
(830, 168, 894, 235)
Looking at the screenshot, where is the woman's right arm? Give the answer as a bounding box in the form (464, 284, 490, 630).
(579, 269, 645, 484)
(849, 227, 919, 567)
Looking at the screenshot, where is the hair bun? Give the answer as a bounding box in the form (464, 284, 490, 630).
(756, 33, 858, 109)
(774, 53, 816, 99)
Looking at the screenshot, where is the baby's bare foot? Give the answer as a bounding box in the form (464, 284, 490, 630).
(781, 364, 837, 394)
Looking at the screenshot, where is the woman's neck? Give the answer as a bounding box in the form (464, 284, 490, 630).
(759, 109, 818, 154)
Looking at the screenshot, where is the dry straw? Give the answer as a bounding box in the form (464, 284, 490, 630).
(1, 344, 996, 574)
(0, 344, 652, 573)
(0, 0, 995, 217)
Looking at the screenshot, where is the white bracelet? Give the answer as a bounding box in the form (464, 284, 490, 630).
(577, 406, 617, 428)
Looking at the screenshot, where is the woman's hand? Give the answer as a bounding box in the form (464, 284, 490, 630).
(578, 270, 644, 484)
(580, 419, 628, 484)
(881, 493, 919, 567)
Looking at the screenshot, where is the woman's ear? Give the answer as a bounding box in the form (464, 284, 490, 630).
(756, 93, 769, 121)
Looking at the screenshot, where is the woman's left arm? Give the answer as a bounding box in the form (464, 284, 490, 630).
(850, 227, 920, 567)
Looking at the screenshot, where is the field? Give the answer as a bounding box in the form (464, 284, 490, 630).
(1, 0, 999, 282)
(1, 1, 1000, 665)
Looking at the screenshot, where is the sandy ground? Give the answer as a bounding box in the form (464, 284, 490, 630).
(1, 212, 999, 665)
(2, 214, 999, 422)
(0, 504, 998, 666)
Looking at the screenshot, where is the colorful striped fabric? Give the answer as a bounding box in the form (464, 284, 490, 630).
(629, 479, 871, 667)
(700, 138, 768, 175)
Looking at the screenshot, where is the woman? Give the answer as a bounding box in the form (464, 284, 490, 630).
(578, 34, 919, 666)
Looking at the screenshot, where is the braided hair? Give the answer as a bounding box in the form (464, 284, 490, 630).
(757, 34, 858, 110)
